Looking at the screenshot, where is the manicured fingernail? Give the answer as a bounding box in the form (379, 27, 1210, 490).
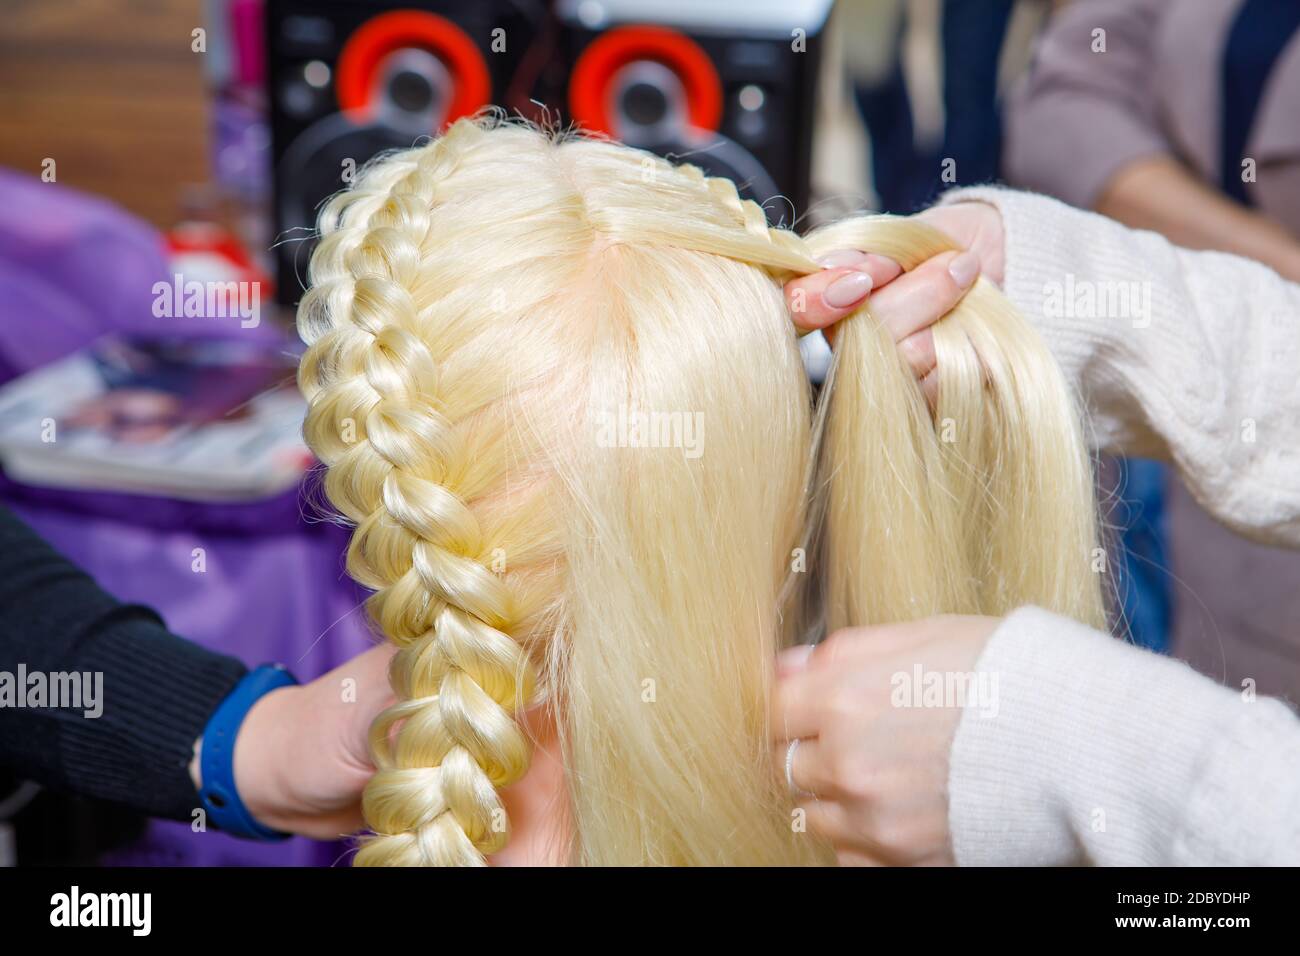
(948, 251, 980, 289)
(816, 249, 870, 269)
(777, 645, 815, 674)
(823, 271, 873, 308)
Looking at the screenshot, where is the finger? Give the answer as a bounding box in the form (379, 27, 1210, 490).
(807, 623, 937, 682)
(867, 249, 980, 344)
(919, 366, 939, 410)
(784, 252, 902, 333)
(914, 205, 979, 249)
(770, 667, 831, 741)
(818, 251, 903, 298)
(896, 328, 936, 380)
(832, 252, 903, 289)
(823, 618, 943, 659)
(809, 625, 882, 670)
(771, 736, 834, 798)
(776, 643, 815, 678)
(785, 269, 871, 332)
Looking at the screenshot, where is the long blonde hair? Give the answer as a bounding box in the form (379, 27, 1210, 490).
(296, 115, 1104, 866)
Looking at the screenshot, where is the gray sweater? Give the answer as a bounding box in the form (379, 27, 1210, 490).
(1004, 0, 1300, 231)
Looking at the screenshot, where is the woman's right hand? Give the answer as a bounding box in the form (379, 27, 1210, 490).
(785, 200, 1004, 404)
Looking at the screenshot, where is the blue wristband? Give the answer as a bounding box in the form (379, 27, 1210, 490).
(199, 663, 299, 841)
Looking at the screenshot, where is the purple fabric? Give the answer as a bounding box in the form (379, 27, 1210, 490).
(0, 169, 375, 866)
(0, 169, 169, 380)
(8, 486, 375, 867)
(0, 168, 281, 383)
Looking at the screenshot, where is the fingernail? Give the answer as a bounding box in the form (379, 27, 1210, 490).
(823, 271, 873, 309)
(777, 644, 815, 674)
(816, 249, 869, 269)
(948, 250, 980, 289)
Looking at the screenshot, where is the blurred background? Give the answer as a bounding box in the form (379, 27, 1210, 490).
(0, 0, 1297, 865)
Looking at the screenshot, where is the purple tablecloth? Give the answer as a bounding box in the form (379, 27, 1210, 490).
(0, 476, 376, 866)
(0, 167, 376, 865)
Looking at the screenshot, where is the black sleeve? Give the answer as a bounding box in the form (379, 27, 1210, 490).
(0, 505, 247, 820)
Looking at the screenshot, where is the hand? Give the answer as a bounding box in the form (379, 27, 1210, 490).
(913, 200, 1005, 288)
(222, 644, 396, 839)
(784, 201, 1003, 404)
(772, 615, 1002, 866)
(224, 644, 571, 859)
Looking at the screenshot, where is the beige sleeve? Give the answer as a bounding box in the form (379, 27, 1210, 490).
(940, 186, 1300, 547)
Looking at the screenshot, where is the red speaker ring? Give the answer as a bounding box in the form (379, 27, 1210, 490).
(569, 26, 724, 135)
(335, 10, 490, 126)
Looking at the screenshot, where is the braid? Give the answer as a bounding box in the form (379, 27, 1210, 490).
(298, 122, 537, 866)
(676, 163, 814, 265)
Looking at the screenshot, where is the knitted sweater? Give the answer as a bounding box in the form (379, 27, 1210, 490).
(938, 186, 1300, 865)
(0, 505, 247, 820)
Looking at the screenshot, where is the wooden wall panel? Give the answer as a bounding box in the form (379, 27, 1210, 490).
(0, 0, 210, 228)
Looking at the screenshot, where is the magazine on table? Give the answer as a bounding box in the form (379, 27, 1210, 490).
(0, 335, 312, 501)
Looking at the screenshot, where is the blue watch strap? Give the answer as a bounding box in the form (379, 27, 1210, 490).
(199, 663, 298, 841)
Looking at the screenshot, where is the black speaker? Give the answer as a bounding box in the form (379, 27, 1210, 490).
(264, 1, 831, 304)
(265, 1, 536, 304)
(555, 0, 833, 227)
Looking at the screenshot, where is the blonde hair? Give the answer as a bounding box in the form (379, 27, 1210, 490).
(296, 115, 1104, 866)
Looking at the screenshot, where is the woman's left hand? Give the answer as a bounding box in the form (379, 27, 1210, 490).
(228, 644, 396, 839)
(772, 615, 1001, 866)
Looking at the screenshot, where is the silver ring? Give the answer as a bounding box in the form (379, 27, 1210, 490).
(784, 739, 802, 798)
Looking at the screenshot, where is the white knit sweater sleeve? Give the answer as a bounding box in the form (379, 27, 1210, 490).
(930, 188, 1300, 865)
(950, 607, 1300, 865)
(939, 186, 1300, 547)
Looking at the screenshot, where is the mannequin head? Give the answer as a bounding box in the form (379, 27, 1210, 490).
(297, 115, 1103, 866)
